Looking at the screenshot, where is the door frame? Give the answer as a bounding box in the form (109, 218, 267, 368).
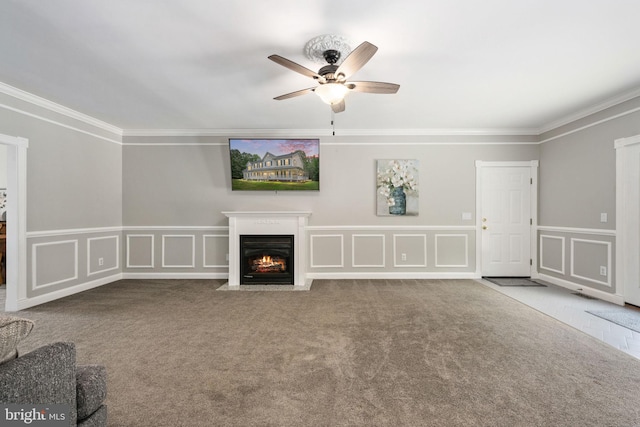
(0, 132, 28, 311)
(615, 134, 640, 304)
(475, 160, 539, 278)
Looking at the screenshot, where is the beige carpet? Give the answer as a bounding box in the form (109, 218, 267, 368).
(7, 278, 640, 426)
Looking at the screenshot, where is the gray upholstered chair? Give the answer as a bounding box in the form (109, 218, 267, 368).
(0, 316, 107, 426)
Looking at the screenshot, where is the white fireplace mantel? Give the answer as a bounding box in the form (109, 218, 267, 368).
(222, 211, 311, 288)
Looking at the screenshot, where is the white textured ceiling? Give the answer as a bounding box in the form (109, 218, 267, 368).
(2, 0, 640, 133)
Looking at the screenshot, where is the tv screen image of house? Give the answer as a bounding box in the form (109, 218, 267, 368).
(229, 138, 320, 191)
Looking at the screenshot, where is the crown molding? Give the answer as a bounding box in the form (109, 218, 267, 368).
(123, 128, 333, 137)
(538, 86, 640, 134)
(0, 82, 123, 136)
(4, 79, 639, 140)
(122, 127, 539, 138)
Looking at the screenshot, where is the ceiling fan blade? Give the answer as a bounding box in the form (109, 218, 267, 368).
(274, 87, 316, 100)
(335, 41, 378, 79)
(331, 99, 346, 113)
(348, 81, 400, 94)
(268, 54, 325, 82)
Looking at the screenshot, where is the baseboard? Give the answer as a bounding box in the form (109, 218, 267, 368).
(306, 272, 481, 280)
(15, 273, 124, 310)
(537, 273, 624, 306)
(121, 272, 229, 280)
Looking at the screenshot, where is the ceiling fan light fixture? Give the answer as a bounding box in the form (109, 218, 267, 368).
(315, 83, 349, 105)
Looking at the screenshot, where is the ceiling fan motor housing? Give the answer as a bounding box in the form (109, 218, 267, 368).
(322, 49, 341, 64)
(318, 64, 340, 81)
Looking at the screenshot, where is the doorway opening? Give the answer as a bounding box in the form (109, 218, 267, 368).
(0, 132, 28, 311)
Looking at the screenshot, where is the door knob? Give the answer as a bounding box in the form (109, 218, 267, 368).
(482, 225, 488, 230)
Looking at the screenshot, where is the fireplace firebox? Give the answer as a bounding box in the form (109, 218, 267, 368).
(240, 235, 294, 285)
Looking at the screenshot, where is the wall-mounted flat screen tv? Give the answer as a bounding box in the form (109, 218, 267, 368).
(229, 138, 320, 191)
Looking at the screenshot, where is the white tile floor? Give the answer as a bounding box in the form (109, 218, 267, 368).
(478, 278, 640, 360)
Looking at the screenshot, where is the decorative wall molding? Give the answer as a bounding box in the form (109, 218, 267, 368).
(0, 103, 123, 146)
(27, 226, 123, 238)
(352, 234, 385, 268)
(539, 86, 640, 136)
(122, 272, 228, 280)
(122, 226, 228, 231)
(539, 234, 565, 275)
(203, 235, 229, 268)
(0, 81, 123, 136)
(126, 235, 154, 268)
(392, 234, 427, 268)
(87, 235, 120, 277)
(310, 234, 344, 268)
(307, 225, 475, 231)
(434, 234, 469, 268)
(306, 272, 480, 280)
(537, 225, 616, 236)
(17, 273, 123, 311)
(161, 235, 196, 268)
(4, 76, 639, 144)
(122, 128, 540, 138)
(31, 240, 79, 290)
(570, 238, 612, 287)
(537, 273, 623, 306)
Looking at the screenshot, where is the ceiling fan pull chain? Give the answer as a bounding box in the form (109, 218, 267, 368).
(331, 110, 336, 136)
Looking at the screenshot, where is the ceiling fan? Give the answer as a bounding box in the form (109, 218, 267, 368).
(268, 38, 400, 113)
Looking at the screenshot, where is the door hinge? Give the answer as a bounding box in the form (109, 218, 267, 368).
(530, 259, 533, 266)
(530, 178, 533, 184)
(530, 218, 533, 225)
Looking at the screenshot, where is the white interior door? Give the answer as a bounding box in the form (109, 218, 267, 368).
(480, 165, 532, 277)
(616, 136, 640, 306)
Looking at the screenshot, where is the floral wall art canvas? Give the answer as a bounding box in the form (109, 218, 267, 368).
(376, 159, 419, 216)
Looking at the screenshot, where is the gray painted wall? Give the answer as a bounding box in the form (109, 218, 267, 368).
(3, 84, 640, 307)
(123, 136, 539, 227)
(122, 136, 539, 277)
(537, 102, 640, 295)
(0, 93, 122, 301)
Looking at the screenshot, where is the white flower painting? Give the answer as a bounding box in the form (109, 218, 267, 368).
(376, 159, 419, 216)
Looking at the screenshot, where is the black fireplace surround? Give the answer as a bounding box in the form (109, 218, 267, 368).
(240, 234, 294, 285)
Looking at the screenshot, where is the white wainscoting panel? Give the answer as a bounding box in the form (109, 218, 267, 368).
(87, 235, 120, 276)
(203, 235, 229, 268)
(126, 234, 154, 268)
(435, 234, 469, 268)
(352, 234, 385, 268)
(162, 235, 196, 268)
(310, 234, 344, 268)
(539, 234, 565, 275)
(570, 238, 612, 287)
(32, 240, 79, 289)
(393, 234, 427, 267)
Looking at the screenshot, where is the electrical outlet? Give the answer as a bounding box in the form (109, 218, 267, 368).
(600, 266, 607, 276)
(600, 213, 608, 223)
(226, 253, 229, 261)
(98, 257, 104, 266)
(401, 253, 407, 261)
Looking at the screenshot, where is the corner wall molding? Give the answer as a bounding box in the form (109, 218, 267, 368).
(538, 86, 640, 134)
(0, 82, 123, 136)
